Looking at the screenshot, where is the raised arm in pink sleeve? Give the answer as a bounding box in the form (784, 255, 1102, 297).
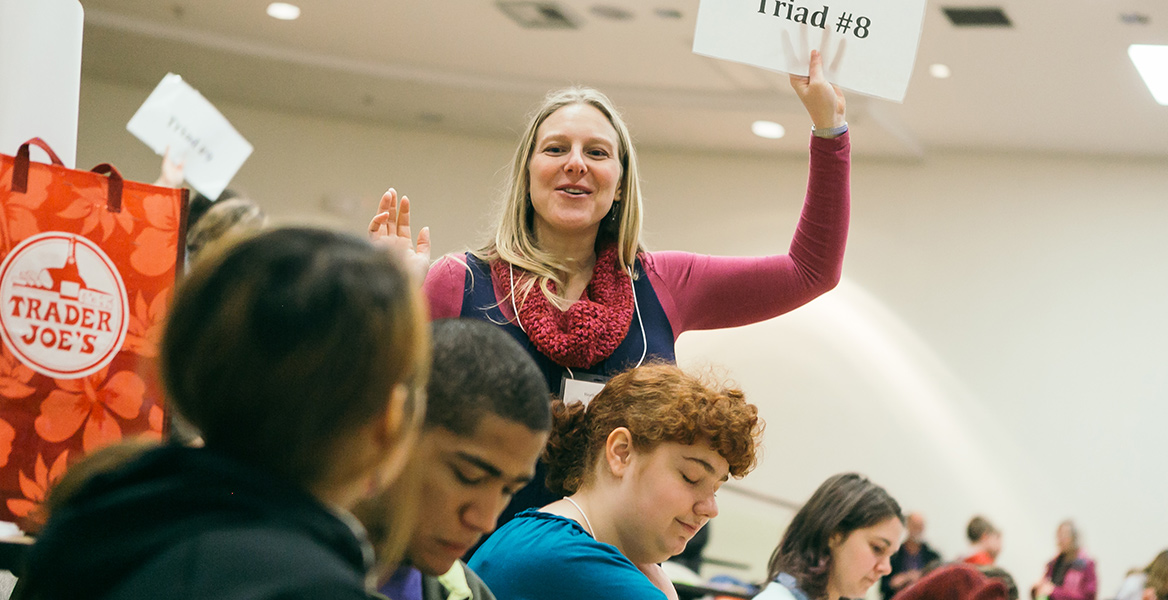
(421, 254, 468, 320)
(643, 133, 850, 336)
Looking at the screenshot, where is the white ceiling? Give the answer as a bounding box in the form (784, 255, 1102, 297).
(78, 0, 1168, 159)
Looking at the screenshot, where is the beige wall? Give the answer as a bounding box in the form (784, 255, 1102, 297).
(78, 77, 1168, 591)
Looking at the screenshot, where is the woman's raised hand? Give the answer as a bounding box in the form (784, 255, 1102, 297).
(368, 187, 432, 283)
(789, 49, 847, 130)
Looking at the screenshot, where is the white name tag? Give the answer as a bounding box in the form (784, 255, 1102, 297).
(560, 375, 609, 407)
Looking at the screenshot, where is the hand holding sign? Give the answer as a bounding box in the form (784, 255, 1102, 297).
(694, 0, 927, 102)
(127, 73, 253, 200)
(790, 50, 846, 129)
(153, 147, 185, 188)
(782, 23, 845, 79)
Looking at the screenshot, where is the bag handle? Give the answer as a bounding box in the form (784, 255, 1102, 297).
(11, 138, 65, 194)
(89, 164, 124, 213)
(11, 138, 124, 213)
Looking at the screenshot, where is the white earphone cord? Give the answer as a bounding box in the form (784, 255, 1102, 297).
(564, 496, 595, 538)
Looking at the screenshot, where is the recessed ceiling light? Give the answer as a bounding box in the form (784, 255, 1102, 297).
(929, 63, 951, 78)
(266, 2, 300, 20)
(752, 120, 785, 139)
(1129, 44, 1168, 105)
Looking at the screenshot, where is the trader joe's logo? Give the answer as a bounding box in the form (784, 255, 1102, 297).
(0, 233, 129, 378)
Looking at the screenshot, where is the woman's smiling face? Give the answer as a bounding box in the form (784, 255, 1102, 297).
(526, 103, 623, 243)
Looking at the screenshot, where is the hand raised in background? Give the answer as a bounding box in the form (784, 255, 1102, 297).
(153, 147, 185, 188)
(368, 187, 431, 283)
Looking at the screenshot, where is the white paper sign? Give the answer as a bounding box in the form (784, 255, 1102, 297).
(693, 0, 926, 102)
(126, 73, 253, 200)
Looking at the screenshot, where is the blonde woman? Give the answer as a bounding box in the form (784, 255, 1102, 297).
(372, 51, 848, 521)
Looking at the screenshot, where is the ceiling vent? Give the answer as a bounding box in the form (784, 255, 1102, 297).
(498, 2, 580, 29)
(942, 7, 1013, 27)
(590, 5, 634, 21)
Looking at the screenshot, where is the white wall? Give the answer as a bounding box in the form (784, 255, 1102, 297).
(656, 145, 1168, 590)
(77, 78, 1168, 594)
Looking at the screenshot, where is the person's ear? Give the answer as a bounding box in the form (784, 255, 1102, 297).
(828, 531, 844, 550)
(604, 427, 634, 477)
(371, 384, 417, 489)
(1142, 588, 1156, 600)
(379, 384, 409, 442)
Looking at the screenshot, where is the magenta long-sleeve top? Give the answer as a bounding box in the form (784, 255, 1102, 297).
(422, 133, 850, 338)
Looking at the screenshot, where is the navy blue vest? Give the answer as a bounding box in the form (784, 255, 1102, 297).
(459, 252, 677, 393)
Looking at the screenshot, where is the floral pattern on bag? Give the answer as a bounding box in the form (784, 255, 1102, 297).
(56, 184, 135, 242)
(131, 193, 183, 277)
(123, 289, 170, 359)
(0, 419, 14, 469)
(0, 144, 185, 525)
(0, 344, 36, 400)
(35, 369, 146, 453)
(6, 450, 68, 524)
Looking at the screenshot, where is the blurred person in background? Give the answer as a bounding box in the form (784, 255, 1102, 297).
(963, 516, 1002, 567)
(1114, 550, 1168, 600)
(1031, 520, 1096, 600)
(882, 512, 941, 599)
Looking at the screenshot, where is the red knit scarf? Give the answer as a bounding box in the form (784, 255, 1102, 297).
(492, 246, 634, 368)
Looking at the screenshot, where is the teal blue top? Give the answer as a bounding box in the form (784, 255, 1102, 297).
(467, 509, 668, 600)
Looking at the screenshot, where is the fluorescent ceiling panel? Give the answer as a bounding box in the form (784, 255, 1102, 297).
(1129, 44, 1168, 106)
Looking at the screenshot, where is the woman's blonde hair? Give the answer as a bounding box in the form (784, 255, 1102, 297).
(475, 86, 644, 309)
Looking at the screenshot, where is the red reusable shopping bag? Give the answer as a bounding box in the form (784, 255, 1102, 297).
(0, 138, 188, 529)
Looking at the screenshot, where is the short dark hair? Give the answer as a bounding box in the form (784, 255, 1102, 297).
(425, 319, 551, 435)
(766, 473, 904, 600)
(968, 516, 997, 543)
(161, 227, 429, 489)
